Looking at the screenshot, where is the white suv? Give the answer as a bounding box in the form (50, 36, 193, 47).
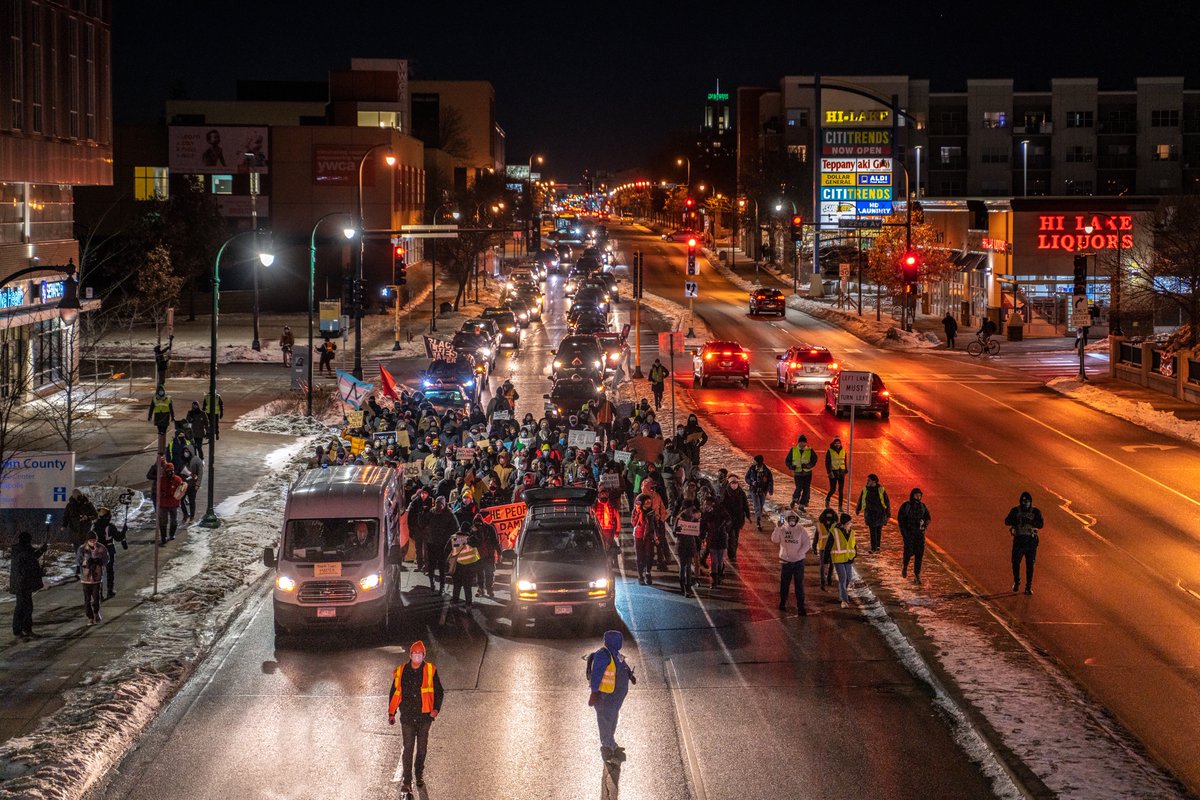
(775, 345, 839, 393)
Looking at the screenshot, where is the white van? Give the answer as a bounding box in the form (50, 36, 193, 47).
(264, 465, 406, 637)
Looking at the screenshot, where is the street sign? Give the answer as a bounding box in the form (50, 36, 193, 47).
(838, 263, 852, 279)
(400, 224, 459, 239)
(684, 281, 698, 298)
(319, 300, 341, 334)
(1071, 294, 1091, 329)
(657, 331, 685, 356)
(837, 370, 874, 407)
(839, 218, 883, 230)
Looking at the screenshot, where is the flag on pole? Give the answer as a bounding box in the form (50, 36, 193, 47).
(378, 364, 401, 401)
(336, 369, 373, 409)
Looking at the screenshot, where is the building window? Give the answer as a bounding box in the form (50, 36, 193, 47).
(10, 0, 23, 130)
(939, 146, 962, 164)
(786, 144, 807, 163)
(67, 17, 79, 138)
(357, 110, 400, 130)
(1065, 145, 1094, 163)
(1064, 179, 1094, 195)
(1153, 144, 1178, 162)
(134, 167, 169, 200)
(84, 22, 96, 140)
(31, 319, 64, 388)
(1151, 109, 1180, 127)
(937, 179, 963, 196)
(786, 109, 809, 128)
(0, 182, 24, 244)
(982, 111, 1006, 129)
(27, 183, 72, 241)
(0, 328, 27, 400)
(980, 179, 1008, 195)
(1066, 111, 1094, 128)
(210, 174, 234, 194)
(981, 146, 1009, 164)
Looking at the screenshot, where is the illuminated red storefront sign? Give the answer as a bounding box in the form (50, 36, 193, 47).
(1036, 214, 1134, 252)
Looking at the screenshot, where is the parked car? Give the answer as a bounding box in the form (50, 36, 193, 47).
(692, 340, 751, 388)
(749, 287, 786, 316)
(502, 487, 616, 634)
(824, 371, 890, 419)
(775, 345, 839, 393)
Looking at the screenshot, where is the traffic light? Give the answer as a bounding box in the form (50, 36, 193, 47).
(686, 237, 698, 276)
(350, 278, 368, 317)
(789, 214, 803, 243)
(394, 244, 408, 286)
(1072, 254, 1088, 295)
(900, 250, 921, 285)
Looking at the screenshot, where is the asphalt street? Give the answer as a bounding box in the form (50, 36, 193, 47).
(98, 255, 998, 800)
(622, 227, 1200, 795)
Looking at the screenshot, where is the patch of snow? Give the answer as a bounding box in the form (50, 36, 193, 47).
(233, 413, 336, 437)
(637, 290, 713, 343)
(785, 293, 941, 349)
(1046, 377, 1200, 447)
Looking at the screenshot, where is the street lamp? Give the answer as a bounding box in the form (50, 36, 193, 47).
(914, 146, 923, 198)
(351, 143, 396, 380)
(198, 230, 274, 529)
(527, 154, 544, 253)
(1021, 140, 1030, 197)
(307, 213, 355, 417)
(1084, 217, 1125, 337)
(676, 156, 691, 191)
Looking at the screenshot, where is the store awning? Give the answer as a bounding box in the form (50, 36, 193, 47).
(957, 252, 988, 272)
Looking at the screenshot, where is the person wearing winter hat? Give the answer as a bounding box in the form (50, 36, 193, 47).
(587, 629, 636, 764)
(771, 508, 812, 614)
(388, 641, 444, 794)
(831, 513, 858, 608)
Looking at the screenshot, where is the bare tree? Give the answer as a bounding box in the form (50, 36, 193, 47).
(437, 106, 473, 162)
(1123, 198, 1200, 349)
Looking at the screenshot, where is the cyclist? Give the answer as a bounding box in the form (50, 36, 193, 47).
(976, 317, 997, 345)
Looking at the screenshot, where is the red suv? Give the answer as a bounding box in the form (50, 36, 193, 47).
(749, 287, 786, 317)
(692, 340, 751, 388)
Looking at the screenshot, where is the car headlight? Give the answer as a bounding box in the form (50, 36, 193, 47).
(359, 573, 382, 591)
(507, 281, 514, 288)
(553, 360, 562, 368)
(506, 326, 517, 332)
(276, 576, 297, 592)
(609, 352, 620, 361)
(517, 579, 537, 592)
(589, 578, 609, 589)
(422, 380, 433, 388)
(479, 347, 492, 356)
(593, 360, 602, 368)
(464, 378, 475, 387)
(519, 312, 528, 319)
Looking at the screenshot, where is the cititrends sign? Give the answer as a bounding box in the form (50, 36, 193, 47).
(1, 452, 75, 509)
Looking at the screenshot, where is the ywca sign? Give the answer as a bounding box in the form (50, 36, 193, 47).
(1036, 214, 1134, 252)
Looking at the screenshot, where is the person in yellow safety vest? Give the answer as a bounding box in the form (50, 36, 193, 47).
(824, 436, 847, 511)
(147, 386, 174, 435)
(388, 640, 444, 794)
(202, 391, 224, 440)
(815, 507, 838, 591)
(448, 529, 482, 607)
(830, 512, 858, 608)
(784, 434, 817, 509)
(855, 473, 891, 553)
(588, 629, 636, 765)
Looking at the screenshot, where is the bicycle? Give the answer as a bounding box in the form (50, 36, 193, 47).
(966, 335, 1000, 357)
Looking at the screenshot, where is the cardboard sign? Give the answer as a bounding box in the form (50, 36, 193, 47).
(613, 449, 632, 464)
(600, 473, 621, 490)
(402, 461, 424, 479)
(492, 410, 512, 420)
(394, 429, 411, 449)
(313, 562, 343, 578)
(567, 429, 597, 449)
(457, 447, 477, 462)
(676, 519, 700, 537)
(480, 502, 528, 550)
(346, 410, 364, 429)
(626, 435, 664, 464)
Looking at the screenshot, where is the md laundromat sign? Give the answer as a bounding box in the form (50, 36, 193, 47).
(0, 452, 75, 509)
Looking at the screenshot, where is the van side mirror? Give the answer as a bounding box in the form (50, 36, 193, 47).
(263, 546, 276, 568)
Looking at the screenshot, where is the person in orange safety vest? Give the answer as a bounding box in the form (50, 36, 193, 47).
(388, 641, 445, 794)
(593, 487, 622, 566)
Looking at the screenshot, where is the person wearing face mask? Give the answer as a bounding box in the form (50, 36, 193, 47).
(897, 487, 931, 583)
(388, 641, 444, 795)
(1004, 491, 1043, 595)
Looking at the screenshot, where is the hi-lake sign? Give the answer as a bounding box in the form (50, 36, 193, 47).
(1, 451, 75, 509)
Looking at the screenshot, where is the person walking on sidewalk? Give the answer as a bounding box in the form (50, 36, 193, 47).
(156, 457, 185, 544)
(318, 338, 337, 375)
(280, 325, 295, 367)
(92, 508, 123, 599)
(771, 508, 812, 615)
(588, 629, 636, 765)
(942, 312, 959, 349)
(185, 401, 209, 460)
(824, 437, 848, 511)
(9, 532, 46, 639)
(1004, 491, 1044, 595)
(76, 529, 109, 625)
(202, 390, 224, 442)
(785, 435, 817, 509)
(831, 513, 858, 608)
(148, 386, 174, 442)
(180, 447, 203, 523)
(388, 640, 444, 795)
(648, 358, 669, 410)
(897, 487, 931, 583)
(816, 507, 838, 591)
(745, 454, 774, 530)
(855, 474, 891, 553)
(62, 488, 97, 550)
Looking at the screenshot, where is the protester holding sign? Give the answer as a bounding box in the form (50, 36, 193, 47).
(674, 504, 702, 597)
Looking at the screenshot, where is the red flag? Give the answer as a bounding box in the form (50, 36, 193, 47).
(378, 364, 401, 401)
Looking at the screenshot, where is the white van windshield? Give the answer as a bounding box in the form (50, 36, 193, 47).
(285, 518, 378, 562)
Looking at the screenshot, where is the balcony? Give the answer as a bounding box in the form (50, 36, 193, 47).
(929, 124, 968, 136)
(1098, 155, 1137, 169)
(1012, 122, 1054, 135)
(1099, 121, 1137, 135)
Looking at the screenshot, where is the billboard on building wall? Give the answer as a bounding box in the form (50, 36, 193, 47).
(169, 126, 269, 174)
(313, 145, 388, 186)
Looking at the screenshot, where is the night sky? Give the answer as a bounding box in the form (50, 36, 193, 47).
(114, 1, 1200, 181)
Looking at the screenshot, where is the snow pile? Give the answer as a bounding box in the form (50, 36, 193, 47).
(785, 294, 942, 349)
(234, 412, 337, 437)
(0, 437, 318, 800)
(855, 561, 1186, 799)
(92, 343, 280, 365)
(1046, 377, 1200, 447)
(637, 290, 713, 343)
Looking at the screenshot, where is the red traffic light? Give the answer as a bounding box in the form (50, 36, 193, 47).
(687, 238, 698, 248)
(902, 251, 919, 267)
(394, 245, 406, 258)
(791, 215, 803, 226)
(685, 197, 695, 208)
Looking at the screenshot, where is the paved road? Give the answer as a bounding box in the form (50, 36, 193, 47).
(621, 227, 1200, 795)
(98, 257, 998, 800)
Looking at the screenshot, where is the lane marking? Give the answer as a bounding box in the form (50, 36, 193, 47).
(973, 449, 999, 465)
(959, 383, 1200, 511)
(759, 381, 825, 437)
(666, 659, 709, 800)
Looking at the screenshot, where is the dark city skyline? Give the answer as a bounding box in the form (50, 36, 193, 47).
(113, 1, 1200, 179)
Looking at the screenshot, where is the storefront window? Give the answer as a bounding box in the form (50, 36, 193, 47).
(0, 182, 24, 244)
(0, 328, 27, 399)
(31, 319, 64, 388)
(28, 184, 74, 241)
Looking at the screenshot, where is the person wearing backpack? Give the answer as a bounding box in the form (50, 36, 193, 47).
(587, 629, 637, 765)
(855, 473, 891, 553)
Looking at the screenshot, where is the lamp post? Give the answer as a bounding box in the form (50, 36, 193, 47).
(914, 146, 923, 198)
(307, 213, 356, 417)
(352, 144, 397, 379)
(1084, 217, 1125, 337)
(527, 154, 544, 254)
(1021, 140, 1030, 197)
(429, 202, 460, 332)
(198, 230, 274, 529)
(676, 156, 691, 192)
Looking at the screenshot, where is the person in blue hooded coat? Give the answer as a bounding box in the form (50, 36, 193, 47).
(588, 629, 637, 764)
